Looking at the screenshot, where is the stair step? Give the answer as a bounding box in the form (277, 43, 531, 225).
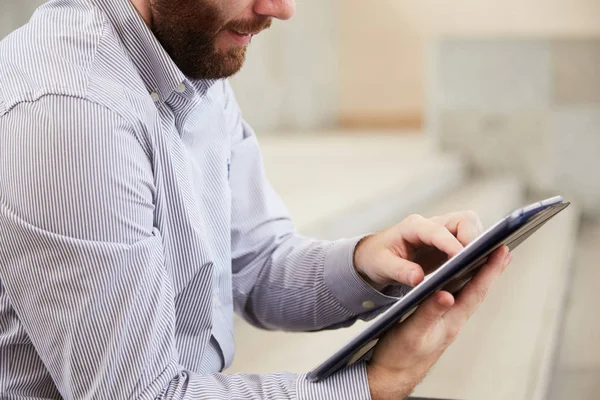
(227, 176, 525, 376)
(549, 222, 600, 400)
(413, 175, 524, 228)
(413, 200, 579, 400)
(260, 133, 466, 239)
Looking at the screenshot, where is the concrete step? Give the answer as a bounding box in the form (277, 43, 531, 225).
(227, 176, 525, 376)
(259, 133, 466, 239)
(412, 200, 579, 400)
(549, 222, 600, 400)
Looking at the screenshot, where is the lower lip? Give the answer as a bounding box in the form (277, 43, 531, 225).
(226, 30, 252, 46)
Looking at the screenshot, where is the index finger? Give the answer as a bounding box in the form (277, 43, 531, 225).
(431, 210, 484, 246)
(398, 214, 464, 258)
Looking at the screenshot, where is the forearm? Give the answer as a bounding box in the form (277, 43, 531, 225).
(233, 231, 404, 331)
(161, 363, 370, 400)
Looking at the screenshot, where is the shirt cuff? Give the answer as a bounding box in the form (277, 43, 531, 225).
(297, 362, 371, 400)
(324, 237, 403, 316)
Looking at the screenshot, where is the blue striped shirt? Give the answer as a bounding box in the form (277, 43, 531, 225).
(0, 0, 402, 398)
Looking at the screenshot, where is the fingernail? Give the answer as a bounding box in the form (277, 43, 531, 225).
(504, 253, 512, 267)
(408, 271, 416, 286)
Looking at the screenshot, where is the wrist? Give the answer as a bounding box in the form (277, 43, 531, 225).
(353, 234, 372, 270)
(353, 235, 387, 291)
(367, 363, 419, 400)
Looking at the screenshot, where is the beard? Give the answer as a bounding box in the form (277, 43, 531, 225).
(149, 0, 271, 80)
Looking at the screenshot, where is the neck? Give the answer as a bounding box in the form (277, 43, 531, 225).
(129, 0, 153, 27)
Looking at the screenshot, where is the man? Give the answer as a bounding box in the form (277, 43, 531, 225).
(0, 0, 512, 398)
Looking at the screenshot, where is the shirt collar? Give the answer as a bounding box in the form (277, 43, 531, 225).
(91, 0, 214, 102)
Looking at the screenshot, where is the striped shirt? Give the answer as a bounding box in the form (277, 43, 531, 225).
(0, 0, 403, 398)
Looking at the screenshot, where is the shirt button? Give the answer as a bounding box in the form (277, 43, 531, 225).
(362, 300, 376, 310)
(175, 83, 187, 93)
(150, 92, 160, 102)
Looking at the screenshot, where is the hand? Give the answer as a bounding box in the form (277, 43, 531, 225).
(367, 245, 513, 400)
(354, 211, 485, 290)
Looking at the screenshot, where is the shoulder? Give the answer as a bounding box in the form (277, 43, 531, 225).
(0, 94, 156, 243)
(0, 1, 105, 114)
(0, 0, 149, 125)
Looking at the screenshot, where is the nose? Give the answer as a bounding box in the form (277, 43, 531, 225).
(253, 0, 296, 20)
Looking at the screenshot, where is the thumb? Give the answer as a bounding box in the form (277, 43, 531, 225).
(379, 251, 425, 287)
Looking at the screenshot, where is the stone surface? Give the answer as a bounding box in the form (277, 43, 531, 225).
(550, 369, 600, 400)
(556, 223, 600, 369)
(549, 223, 600, 400)
(260, 132, 465, 239)
(552, 40, 600, 105)
(436, 40, 551, 111)
(545, 107, 600, 214)
(432, 38, 600, 218)
(439, 110, 550, 183)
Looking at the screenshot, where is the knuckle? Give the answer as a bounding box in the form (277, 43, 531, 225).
(466, 209, 479, 218)
(445, 322, 463, 343)
(405, 213, 424, 224)
(465, 210, 481, 224)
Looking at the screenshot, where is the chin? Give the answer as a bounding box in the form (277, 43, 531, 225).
(183, 53, 247, 80)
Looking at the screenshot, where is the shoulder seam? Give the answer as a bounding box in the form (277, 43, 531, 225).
(1, 93, 133, 131)
(0, 95, 5, 116)
(0, 92, 154, 169)
(0, 4, 110, 118)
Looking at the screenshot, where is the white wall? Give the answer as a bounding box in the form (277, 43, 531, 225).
(340, 0, 600, 125)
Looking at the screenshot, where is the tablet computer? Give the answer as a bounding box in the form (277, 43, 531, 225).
(307, 196, 570, 382)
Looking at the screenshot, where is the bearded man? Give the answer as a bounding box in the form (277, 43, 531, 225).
(0, 1, 511, 398)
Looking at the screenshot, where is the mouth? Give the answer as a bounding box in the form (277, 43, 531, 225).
(230, 29, 261, 36)
(226, 29, 257, 46)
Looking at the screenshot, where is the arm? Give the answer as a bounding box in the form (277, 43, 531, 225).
(225, 82, 408, 332)
(0, 95, 369, 399)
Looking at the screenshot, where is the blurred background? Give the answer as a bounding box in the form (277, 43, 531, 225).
(2, 0, 599, 399)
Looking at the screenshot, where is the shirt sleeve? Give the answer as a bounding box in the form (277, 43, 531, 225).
(161, 362, 372, 400)
(0, 95, 372, 400)
(225, 81, 409, 332)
